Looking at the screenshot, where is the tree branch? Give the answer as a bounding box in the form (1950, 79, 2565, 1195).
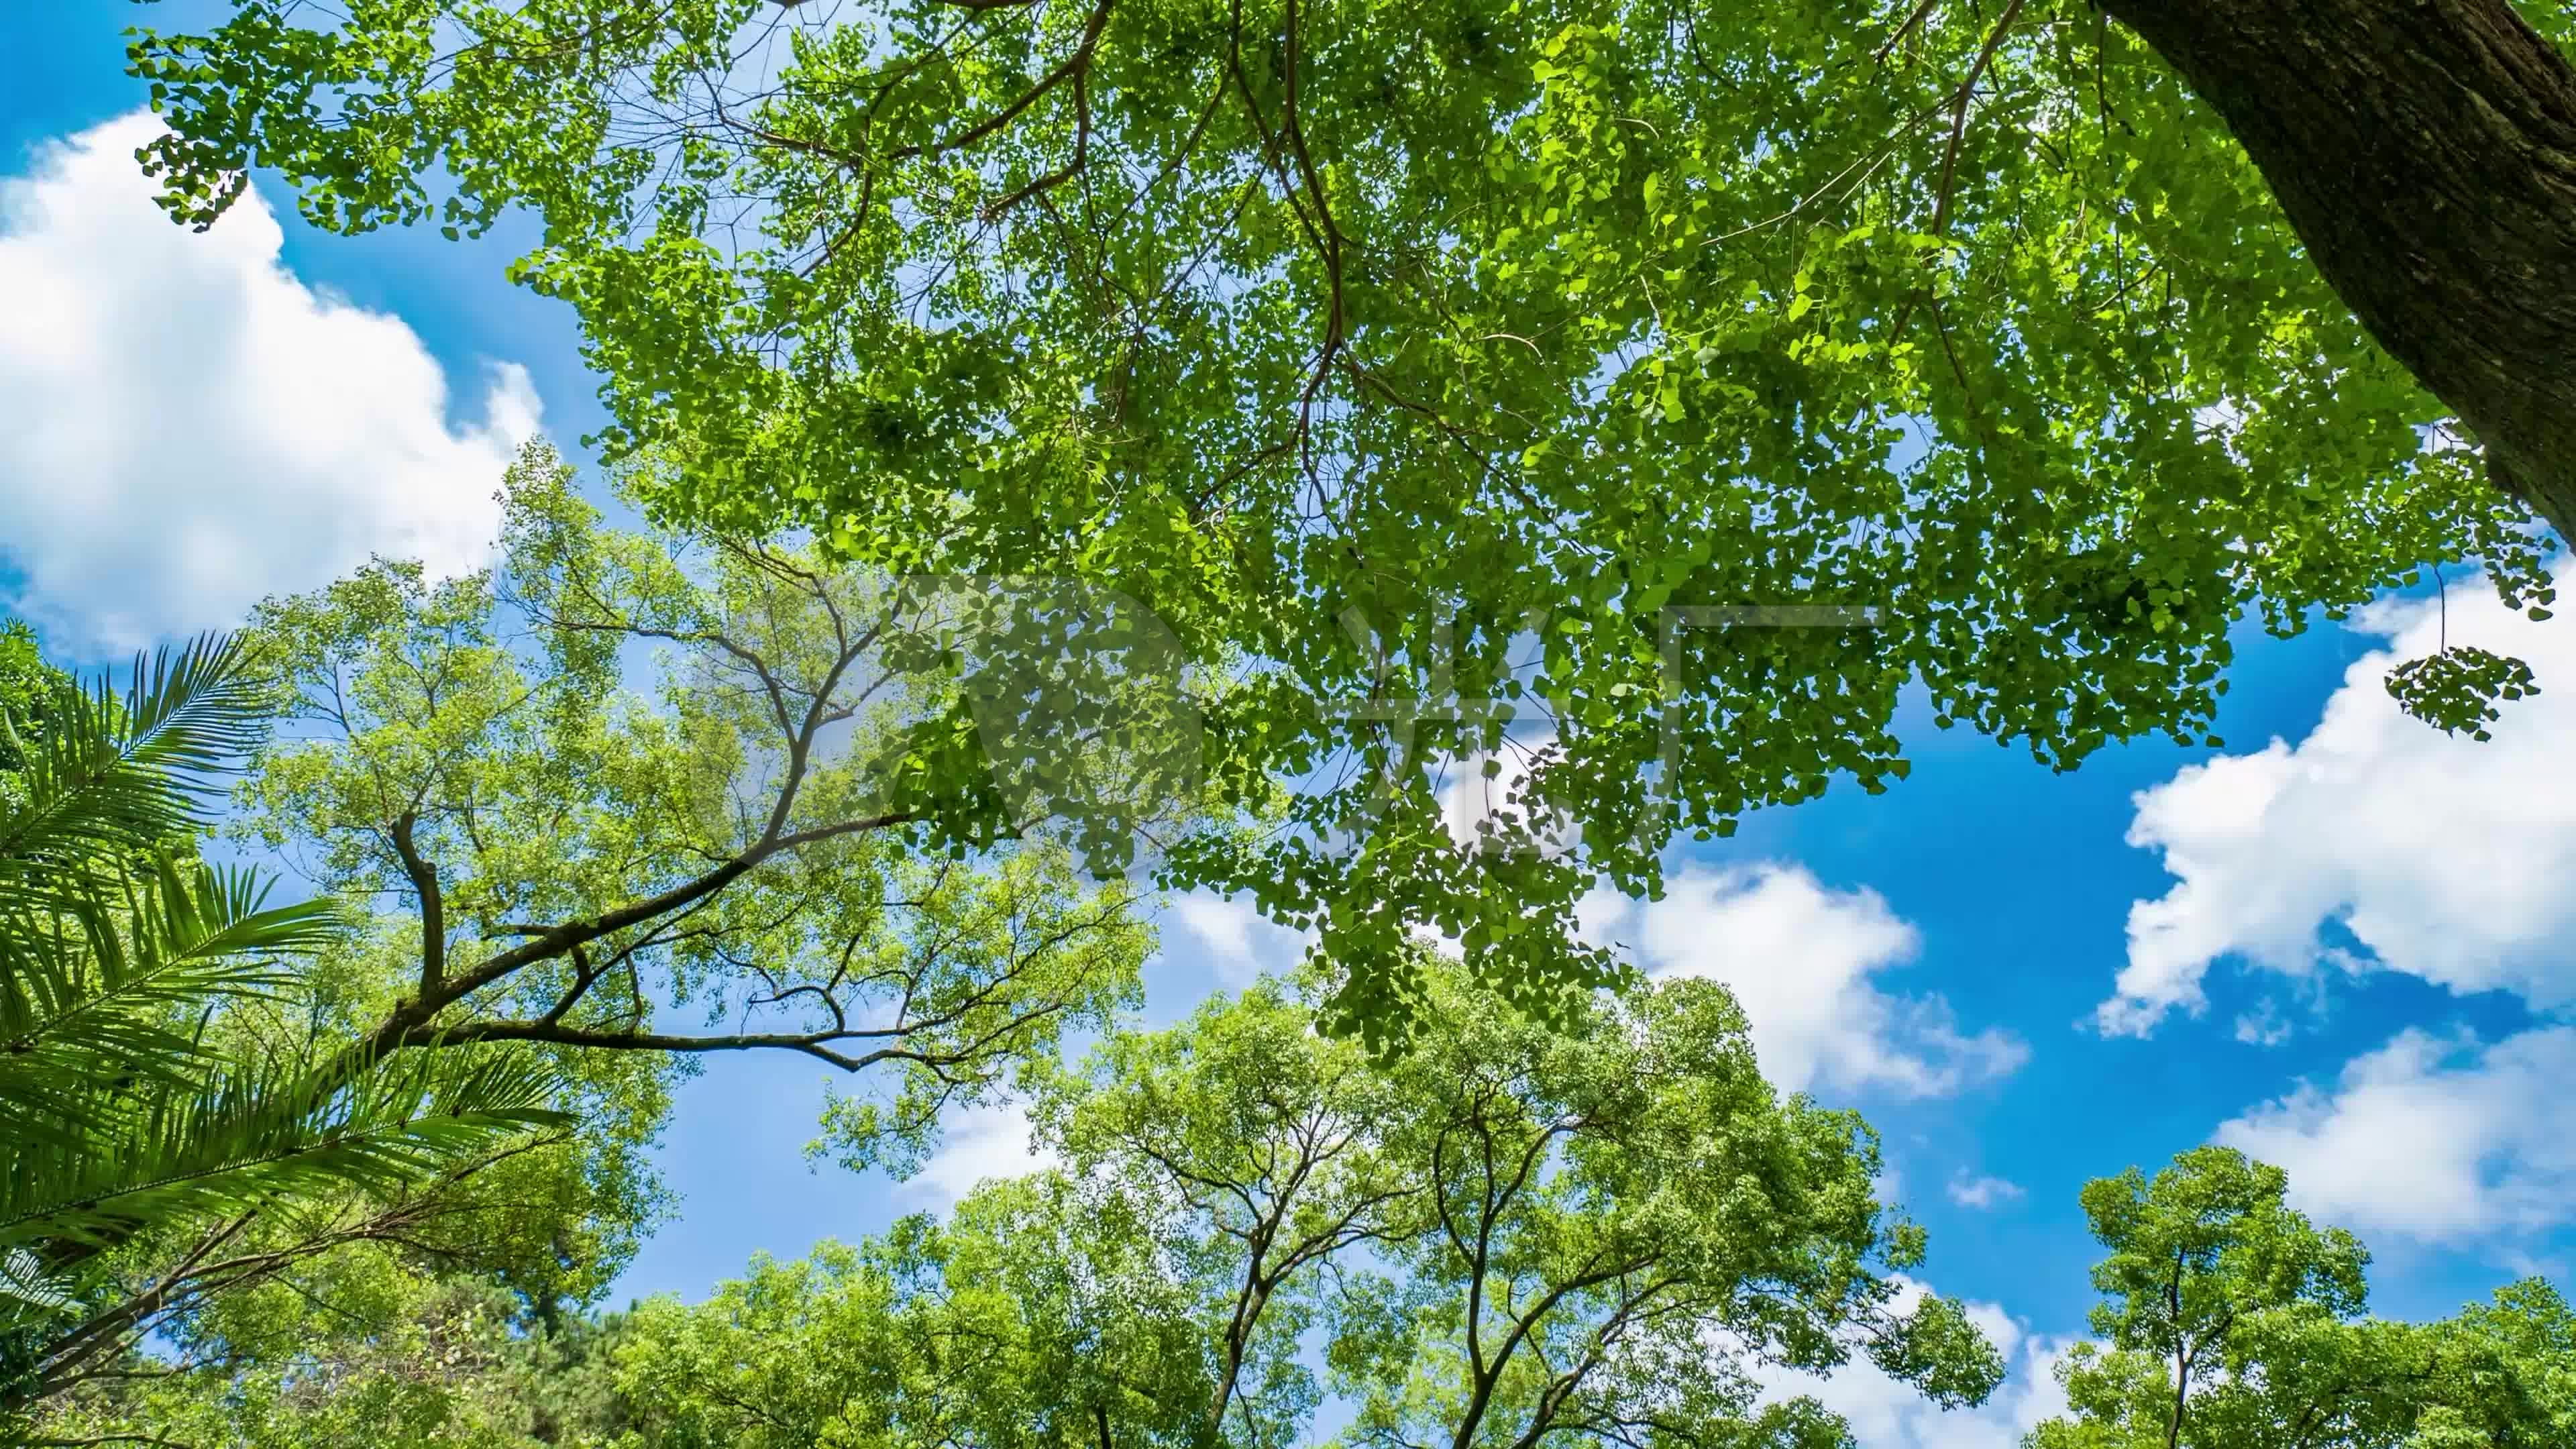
(387, 810, 445, 993)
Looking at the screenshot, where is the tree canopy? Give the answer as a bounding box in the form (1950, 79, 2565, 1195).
(230, 443, 1154, 1175)
(40, 959, 2012, 1447)
(2031, 1147, 2576, 1449)
(32, 979, 2573, 1448)
(17, 3, 2575, 1437)
(123, 0, 2571, 1023)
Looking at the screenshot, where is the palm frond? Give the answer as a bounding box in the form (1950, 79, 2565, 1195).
(0, 856, 341, 1149)
(0, 633, 272, 902)
(0, 1044, 572, 1252)
(0, 627, 580, 1352)
(0, 1247, 70, 1318)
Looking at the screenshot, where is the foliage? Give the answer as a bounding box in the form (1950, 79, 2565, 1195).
(0, 620, 64, 802)
(229, 441, 1155, 1179)
(40, 5, 2576, 1440)
(2027, 1146, 2576, 1449)
(35, 1267, 639, 1448)
(2382, 645, 2541, 742)
(38, 995, 2573, 1448)
(7, 450, 1167, 1428)
(121, 0, 2572, 1030)
(608, 960, 2000, 1447)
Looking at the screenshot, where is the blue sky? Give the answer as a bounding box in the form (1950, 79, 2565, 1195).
(4, 7, 2570, 1443)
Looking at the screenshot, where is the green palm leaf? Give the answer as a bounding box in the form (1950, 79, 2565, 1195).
(0, 632, 272, 904)
(0, 629, 570, 1275)
(0, 855, 341, 1148)
(0, 1044, 572, 1252)
(0, 1247, 70, 1317)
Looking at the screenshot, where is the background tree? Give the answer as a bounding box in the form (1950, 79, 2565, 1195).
(119, 0, 2570, 1030)
(2027, 1146, 2576, 1449)
(1324, 961, 2000, 1448)
(1032, 975, 1413, 1438)
(231, 441, 1155, 1180)
(606, 961, 2004, 1448)
(609, 1177, 1242, 1448)
(34, 1265, 641, 1448)
(0, 620, 62, 804)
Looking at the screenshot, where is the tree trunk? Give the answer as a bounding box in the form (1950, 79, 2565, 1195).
(2099, 0, 2576, 541)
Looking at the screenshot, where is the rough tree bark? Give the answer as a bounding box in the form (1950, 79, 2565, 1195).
(2100, 0, 2576, 541)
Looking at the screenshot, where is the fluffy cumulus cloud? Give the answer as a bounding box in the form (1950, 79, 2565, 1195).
(1583, 865, 2027, 1100)
(1748, 1283, 2074, 1449)
(2102, 573, 2576, 1034)
(1431, 733, 2022, 1099)
(2215, 1025, 2576, 1242)
(1161, 890, 1315, 989)
(904, 1097, 1059, 1209)
(0, 113, 538, 652)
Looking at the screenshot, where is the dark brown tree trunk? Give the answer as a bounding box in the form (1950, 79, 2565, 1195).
(2098, 0, 2576, 541)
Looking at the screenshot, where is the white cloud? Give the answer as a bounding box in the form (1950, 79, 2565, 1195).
(1945, 1173, 2026, 1210)
(1161, 890, 1313, 988)
(1750, 1281, 2075, 1449)
(1585, 864, 2026, 1099)
(2103, 572, 2576, 1034)
(0, 114, 537, 652)
(1440, 734, 1577, 859)
(1874, 1165, 1907, 1214)
(2214, 1025, 2576, 1242)
(904, 1097, 1059, 1209)
(2233, 1000, 2295, 1047)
